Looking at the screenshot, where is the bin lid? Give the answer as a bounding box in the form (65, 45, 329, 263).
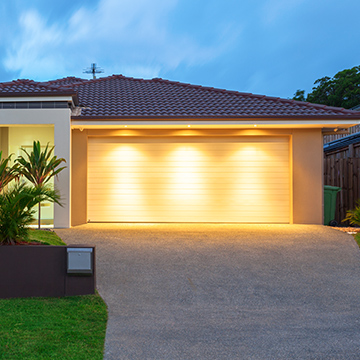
(324, 185, 341, 191)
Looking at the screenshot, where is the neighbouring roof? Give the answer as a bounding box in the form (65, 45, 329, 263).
(1, 75, 360, 119)
(0, 79, 76, 97)
(324, 131, 360, 152)
(351, 104, 360, 111)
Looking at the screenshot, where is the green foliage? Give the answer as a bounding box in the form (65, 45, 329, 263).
(0, 184, 61, 245)
(292, 89, 306, 102)
(0, 151, 19, 192)
(0, 140, 65, 244)
(16, 141, 66, 186)
(293, 65, 360, 109)
(354, 233, 360, 249)
(343, 200, 360, 226)
(0, 184, 36, 245)
(0, 293, 107, 360)
(16, 141, 66, 229)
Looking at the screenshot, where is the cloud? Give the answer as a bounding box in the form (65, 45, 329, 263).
(3, 0, 241, 80)
(4, 10, 66, 79)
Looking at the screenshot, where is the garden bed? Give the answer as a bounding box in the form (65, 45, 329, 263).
(330, 227, 360, 234)
(0, 244, 96, 299)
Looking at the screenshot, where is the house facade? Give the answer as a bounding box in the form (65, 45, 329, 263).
(0, 75, 359, 228)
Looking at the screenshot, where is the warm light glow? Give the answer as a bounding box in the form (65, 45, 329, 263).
(88, 137, 290, 223)
(167, 146, 205, 197)
(254, 124, 257, 127)
(187, 125, 191, 127)
(124, 125, 127, 127)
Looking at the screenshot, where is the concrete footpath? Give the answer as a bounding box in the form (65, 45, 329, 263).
(57, 224, 360, 360)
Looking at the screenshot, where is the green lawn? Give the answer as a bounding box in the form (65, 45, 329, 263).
(0, 293, 107, 360)
(355, 233, 360, 248)
(0, 230, 108, 359)
(27, 229, 66, 245)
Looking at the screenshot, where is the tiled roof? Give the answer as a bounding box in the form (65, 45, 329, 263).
(1, 75, 360, 119)
(44, 77, 88, 86)
(0, 79, 74, 95)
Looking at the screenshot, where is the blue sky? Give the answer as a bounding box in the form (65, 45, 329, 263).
(1, 0, 359, 98)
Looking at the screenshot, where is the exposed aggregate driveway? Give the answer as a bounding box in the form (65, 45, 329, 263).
(57, 224, 360, 360)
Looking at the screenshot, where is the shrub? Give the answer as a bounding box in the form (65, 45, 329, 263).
(0, 184, 36, 244)
(0, 184, 61, 245)
(0, 141, 65, 244)
(343, 201, 360, 227)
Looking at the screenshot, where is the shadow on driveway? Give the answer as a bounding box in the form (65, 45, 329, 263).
(57, 224, 360, 360)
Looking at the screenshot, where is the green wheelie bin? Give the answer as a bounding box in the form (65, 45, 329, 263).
(324, 185, 341, 226)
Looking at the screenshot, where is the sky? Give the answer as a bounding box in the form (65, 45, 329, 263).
(0, 0, 359, 99)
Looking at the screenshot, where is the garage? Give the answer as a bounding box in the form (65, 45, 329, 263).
(87, 136, 290, 223)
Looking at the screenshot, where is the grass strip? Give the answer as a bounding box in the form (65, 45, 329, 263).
(0, 293, 107, 360)
(28, 229, 66, 245)
(354, 233, 360, 248)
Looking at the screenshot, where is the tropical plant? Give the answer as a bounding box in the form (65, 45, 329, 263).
(16, 141, 66, 229)
(0, 151, 19, 192)
(343, 201, 360, 227)
(0, 184, 61, 245)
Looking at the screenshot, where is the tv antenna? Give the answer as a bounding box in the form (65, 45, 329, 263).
(83, 63, 104, 79)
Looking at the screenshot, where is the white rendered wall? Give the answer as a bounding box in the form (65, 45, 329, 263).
(0, 109, 71, 228)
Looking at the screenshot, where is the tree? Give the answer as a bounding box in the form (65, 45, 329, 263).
(292, 89, 305, 102)
(292, 65, 360, 109)
(16, 141, 66, 229)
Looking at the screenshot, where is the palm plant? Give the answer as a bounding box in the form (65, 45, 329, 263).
(16, 141, 66, 229)
(0, 184, 61, 244)
(0, 151, 19, 192)
(343, 200, 360, 227)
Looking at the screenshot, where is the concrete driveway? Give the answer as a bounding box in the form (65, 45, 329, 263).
(57, 224, 360, 360)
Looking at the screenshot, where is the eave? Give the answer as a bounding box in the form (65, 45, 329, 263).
(71, 116, 360, 131)
(0, 92, 79, 106)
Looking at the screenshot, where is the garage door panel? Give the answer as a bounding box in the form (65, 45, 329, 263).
(89, 137, 287, 145)
(88, 153, 290, 163)
(88, 173, 290, 181)
(89, 164, 288, 172)
(88, 214, 290, 223)
(89, 191, 287, 202)
(88, 188, 290, 197)
(89, 152, 289, 162)
(88, 209, 290, 218)
(88, 137, 290, 223)
(89, 167, 289, 176)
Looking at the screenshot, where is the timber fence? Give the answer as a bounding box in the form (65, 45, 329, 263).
(323, 156, 360, 224)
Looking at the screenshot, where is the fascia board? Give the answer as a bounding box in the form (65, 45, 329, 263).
(71, 118, 360, 127)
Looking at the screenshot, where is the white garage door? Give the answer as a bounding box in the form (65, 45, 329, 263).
(88, 136, 290, 223)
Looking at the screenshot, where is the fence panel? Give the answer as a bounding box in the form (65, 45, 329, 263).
(324, 156, 360, 224)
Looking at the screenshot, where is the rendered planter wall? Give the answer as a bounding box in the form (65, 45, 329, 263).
(0, 245, 95, 299)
